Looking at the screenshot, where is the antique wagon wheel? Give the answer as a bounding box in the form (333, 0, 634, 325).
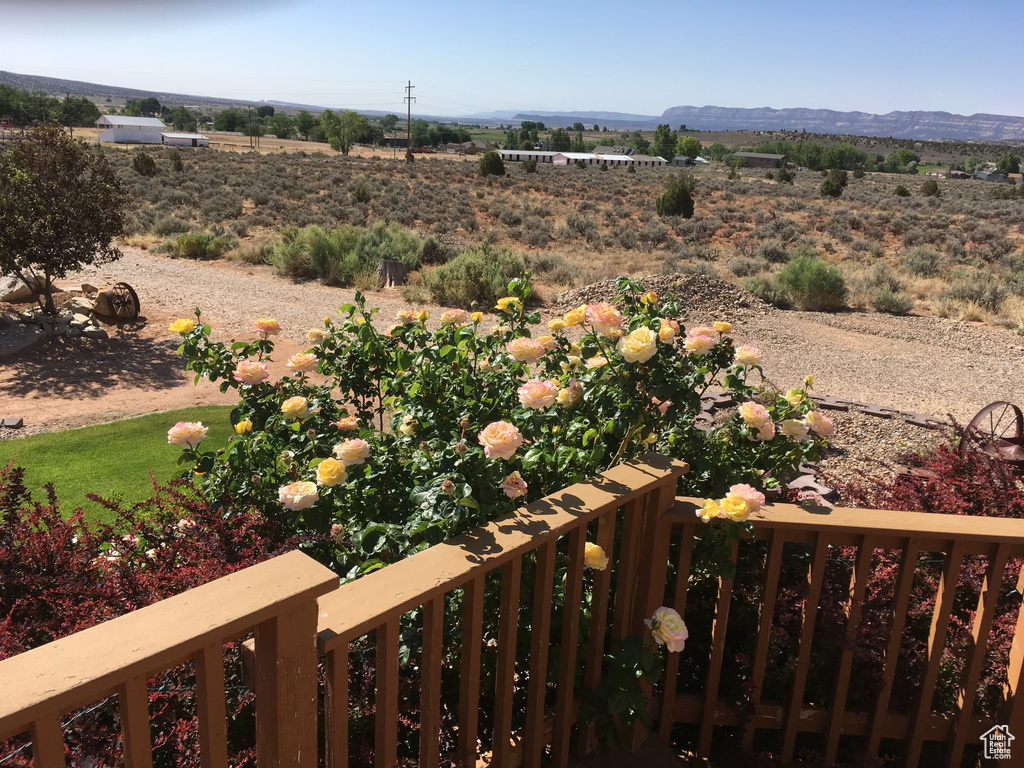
(109, 282, 140, 321)
(958, 401, 1024, 456)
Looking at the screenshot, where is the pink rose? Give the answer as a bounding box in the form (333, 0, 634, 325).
(518, 379, 560, 409)
(234, 360, 269, 385)
(683, 333, 715, 355)
(502, 471, 528, 499)
(333, 438, 371, 466)
(334, 415, 359, 432)
(506, 337, 546, 363)
(252, 318, 281, 337)
(167, 421, 208, 448)
(287, 352, 318, 373)
(738, 401, 770, 427)
(478, 421, 524, 460)
(278, 481, 319, 511)
(735, 345, 762, 367)
(805, 411, 835, 437)
(585, 302, 624, 336)
(441, 308, 472, 326)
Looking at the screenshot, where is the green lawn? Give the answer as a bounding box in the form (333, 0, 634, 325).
(0, 405, 234, 523)
(917, 164, 945, 175)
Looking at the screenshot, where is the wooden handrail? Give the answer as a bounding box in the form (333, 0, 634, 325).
(0, 550, 338, 766)
(316, 453, 690, 649)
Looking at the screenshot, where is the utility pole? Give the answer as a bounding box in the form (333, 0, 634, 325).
(404, 80, 415, 162)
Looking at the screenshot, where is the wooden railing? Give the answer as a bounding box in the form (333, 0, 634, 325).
(4, 455, 1024, 767)
(658, 499, 1024, 767)
(315, 453, 688, 768)
(0, 550, 338, 768)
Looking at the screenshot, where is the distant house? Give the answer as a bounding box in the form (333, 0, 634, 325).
(948, 170, 970, 179)
(973, 169, 1008, 182)
(471, 140, 494, 152)
(443, 140, 478, 155)
(731, 151, 787, 169)
(96, 115, 167, 144)
(532, 141, 551, 151)
(925, 169, 946, 178)
(672, 155, 693, 166)
(592, 145, 633, 155)
(161, 132, 209, 148)
(382, 137, 409, 148)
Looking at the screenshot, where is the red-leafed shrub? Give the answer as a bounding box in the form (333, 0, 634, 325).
(0, 462, 296, 766)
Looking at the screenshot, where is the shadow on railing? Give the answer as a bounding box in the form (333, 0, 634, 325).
(4, 454, 1024, 768)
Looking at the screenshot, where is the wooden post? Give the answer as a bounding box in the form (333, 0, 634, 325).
(254, 602, 321, 768)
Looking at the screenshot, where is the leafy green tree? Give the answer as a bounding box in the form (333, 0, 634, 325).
(478, 151, 505, 177)
(550, 128, 571, 152)
(380, 114, 399, 132)
(121, 101, 142, 117)
(572, 122, 585, 132)
(268, 114, 295, 139)
(823, 143, 868, 171)
(632, 135, 650, 154)
(0, 123, 127, 315)
(213, 108, 246, 132)
(920, 178, 940, 197)
(520, 120, 537, 132)
(652, 124, 677, 161)
(169, 106, 198, 132)
(997, 153, 1021, 174)
(704, 142, 730, 161)
(655, 172, 696, 218)
(321, 109, 369, 155)
(820, 169, 848, 197)
(676, 136, 702, 159)
(571, 131, 586, 153)
(296, 110, 318, 140)
(255, 105, 275, 118)
(883, 148, 920, 174)
(520, 137, 534, 150)
(536, 121, 545, 131)
(593, 124, 599, 132)
(964, 157, 983, 174)
(53, 96, 101, 127)
(411, 119, 431, 147)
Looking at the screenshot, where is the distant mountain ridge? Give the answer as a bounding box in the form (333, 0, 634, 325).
(661, 105, 1024, 143)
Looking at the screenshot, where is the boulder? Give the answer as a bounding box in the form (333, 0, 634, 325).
(81, 283, 99, 298)
(0, 275, 44, 303)
(82, 327, 109, 341)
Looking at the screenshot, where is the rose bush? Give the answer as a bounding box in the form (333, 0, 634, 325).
(171, 277, 829, 579)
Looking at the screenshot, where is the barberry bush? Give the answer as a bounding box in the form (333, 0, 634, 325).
(0, 463, 295, 765)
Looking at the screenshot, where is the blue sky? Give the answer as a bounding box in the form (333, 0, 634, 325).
(5, 0, 1023, 119)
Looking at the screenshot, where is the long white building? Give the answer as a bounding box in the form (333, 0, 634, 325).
(497, 149, 666, 167)
(96, 116, 167, 144)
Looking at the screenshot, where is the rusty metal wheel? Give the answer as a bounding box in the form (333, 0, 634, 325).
(109, 281, 140, 321)
(958, 401, 1024, 458)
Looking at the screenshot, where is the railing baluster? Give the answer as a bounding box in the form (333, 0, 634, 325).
(458, 575, 485, 767)
(492, 557, 523, 767)
(697, 539, 738, 759)
(825, 535, 876, 762)
(947, 543, 1010, 767)
(324, 646, 350, 768)
(254, 601, 321, 768)
(553, 527, 586, 768)
(781, 534, 831, 761)
(867, 538, 921, 755)
(906, 540, 967, 765)
(741, 530, 786, 751)
(579, 508, 617, 755)
(118, 676, 153, 768)
(612, 499, 642, 641)
(30, 714, 66, 768)
(195, 643, 228, 768)
(1002, 558, 1024, 744)
(420, 598, 444, 768)
(375, 618, 400, 768)
(524, 541, 557, 768)
(659, 520, 696, 736)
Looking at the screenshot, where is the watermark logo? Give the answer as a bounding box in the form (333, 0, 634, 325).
(981, 725, 1014, 760)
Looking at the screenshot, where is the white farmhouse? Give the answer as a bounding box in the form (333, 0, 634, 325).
(95, 115, 167, 144)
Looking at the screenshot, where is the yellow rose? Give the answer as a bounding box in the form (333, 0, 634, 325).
(549, 318, 566, 333)
(506, 337, 545, 363)
(353, 315, 366, 326)
(646, 606, 688, 652)
(315, 458, 347, 487)
(785, 389, 804, 406)
(471, 311, 483, 324)
(698, 498, 720, 522)
(399, 414, 417, 437)
(414, 309, 429, 323)
(617, 327, 658, 363)
(641, 291, 658, 305)
(478, 421, 524, 460)
(557, 378, 583, 408)
(169, 318, 195, 334)
(803, 374, 815, 389)
(496, 296, 521, 312)
(721, 495, 749, 522)
(658, 323, 676, 342)
(234, 418, 253, 435)
(714, 321, 732, 334)
(585, 355, 608, 369)
(287, 352, 318, 373)
(735, 345, 762, 367)
(252, 318, 281, 337)
(307, 328, 327, 342)
(281, 396, 312, 421)
(584, 543, 609, 570)
(535, 334, 558, 351)
(563, 304, 587, 327)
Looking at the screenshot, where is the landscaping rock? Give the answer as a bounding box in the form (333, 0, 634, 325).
(81, 283, 99, 298)
(82, 326, 109, 340)
(0, 275, 43, 303)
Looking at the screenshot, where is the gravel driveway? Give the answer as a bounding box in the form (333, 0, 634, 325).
(56, 248, 1021, 426)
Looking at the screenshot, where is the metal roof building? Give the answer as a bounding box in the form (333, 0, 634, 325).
(96, 115, 167, 144)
